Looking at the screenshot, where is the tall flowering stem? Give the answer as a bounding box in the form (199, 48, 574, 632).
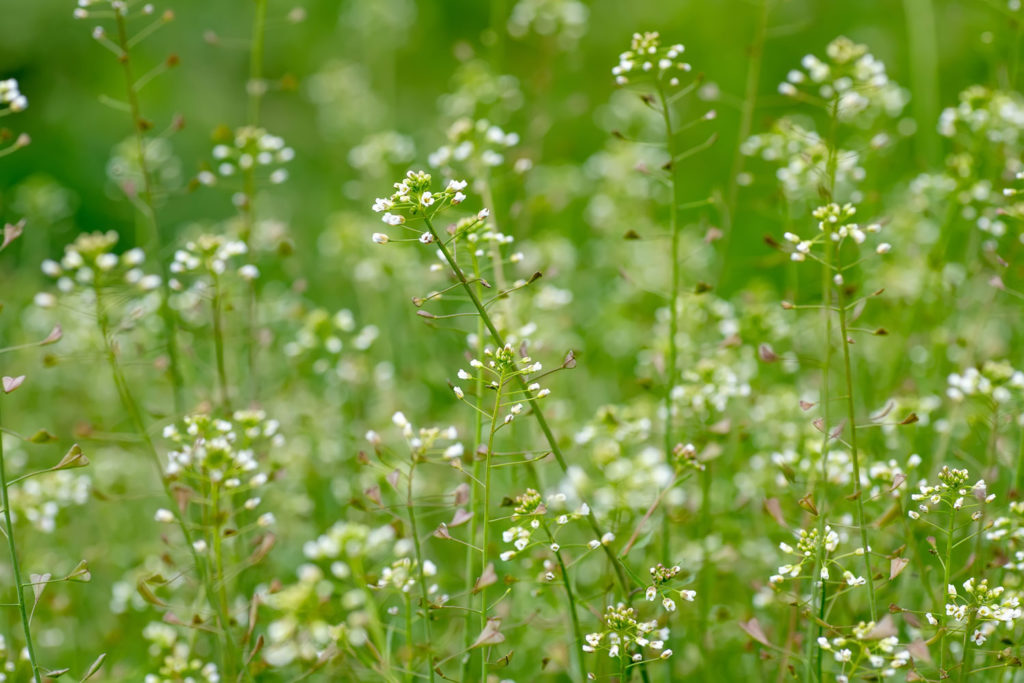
(0, 393, 42, 683)
(406, 457, 436, 682)
(91, 282, 244, 680)
(419, 214, 632, 595)
(109, 5, 186, 416)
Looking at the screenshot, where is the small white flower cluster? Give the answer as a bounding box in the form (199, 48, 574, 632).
(169, 234, 259, 283)
(374, 556, 438, 594)
(370, 170, 487, 245)
(612, 32, 691, 88)
(198, 126, 294, 189)
(283, 307, 378, 376)
(36, 231, 161, 308)
(741, 121, 866, 200)
(260, 564, 353, 667)
(644, 564, 695, 613)
(142, 622, 220, 683)
(498, 490, 589, 562)
(581, 603, 673, 663)
(782, 202, 889, 264)
(946, 360, 1024, 404)
(942, 579, 1023, 644)
(428, 117, 522, 170)
(370, 411, 464, 462)
(11, 471, 91, 533)
(507, 0, 589, 48)
(162, 411, 283, 500)
(938, 86, 1024, 156)
(452, 345, 550, 423)
(907, 465, 992, 520)
(0, 78, 27, 112)
(770, 524, 847, 588)
(816, 623, 909, 679)
(778, 36, 907, 123)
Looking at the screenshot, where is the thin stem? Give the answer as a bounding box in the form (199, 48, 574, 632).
(656, 85, 681, 461)
(422, 216, 631, 596)
(836, 289, 877, 620)
(93, 286, 244, 680)
(480, 374, 504, 682)
(544, 520, 585, 681)
(406, 459, 435, 682)
(0, 395, 42, 683)
(211, 276, 231, 410)
(112, 8, 185, 416)
(462, 251, 487, 680)
(940, 505, 956, 673)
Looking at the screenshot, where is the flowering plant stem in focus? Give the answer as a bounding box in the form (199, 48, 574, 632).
(422, 215, 632, 596)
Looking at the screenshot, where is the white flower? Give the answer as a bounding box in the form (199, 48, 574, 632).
(372, 233, 389, 244)
(154, 509, 174, 523)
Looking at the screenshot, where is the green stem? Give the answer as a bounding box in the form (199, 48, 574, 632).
(836, 290, 877, 620)
(93, 285, 244, 680)
(543, 520, 585, 681)
(940, 505, 956, 673)
(211, 276, 231, 410)
(480, 374, 504, 682)
(112, 8, 185, 417)
(655, 85, 681, 460)
(0, 395, 42, 683)
(422, 216, 631, 596)
(406, 459, 435, 682)
(462, 251, 487, 680)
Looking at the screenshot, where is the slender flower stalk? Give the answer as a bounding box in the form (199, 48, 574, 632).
(111, 7, 185, 416)
(92, 284, 245, 680)
(478, 371, 505, 681)
(406, 457, 435, 682)
(422, 215, 631, 595)
(0, 394, 42, 683)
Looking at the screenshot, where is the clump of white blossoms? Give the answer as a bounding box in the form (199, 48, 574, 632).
(612, 31, 691, 89)
(142, 621, 220, 683)
(815, 621, 909, 680)
(197, 126, 295, 190)
(428, 117, 522, 171)
(778, 36, 908, 123)
(283, 307, 379, 376)
(782, 202, 890, 264)
(497, 488, 589, 563)
(370, 169, 485, 244)
(907, 465, 991, 521)
(161, 410, 282, 498)
(169, 233, 258, 285)
(369, 411, 463, 463)
(645, 563, 696, 613)
(946, 360, 1024, 404)
(450, 343, 551, 428)
(581, 603, 675, 664)
(10, 470, 91, 533)
(0, 78, 27, 113)
(741, 121, 866, 200)
(36, 231, 161, 308)
(769, 524, 861, 589)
